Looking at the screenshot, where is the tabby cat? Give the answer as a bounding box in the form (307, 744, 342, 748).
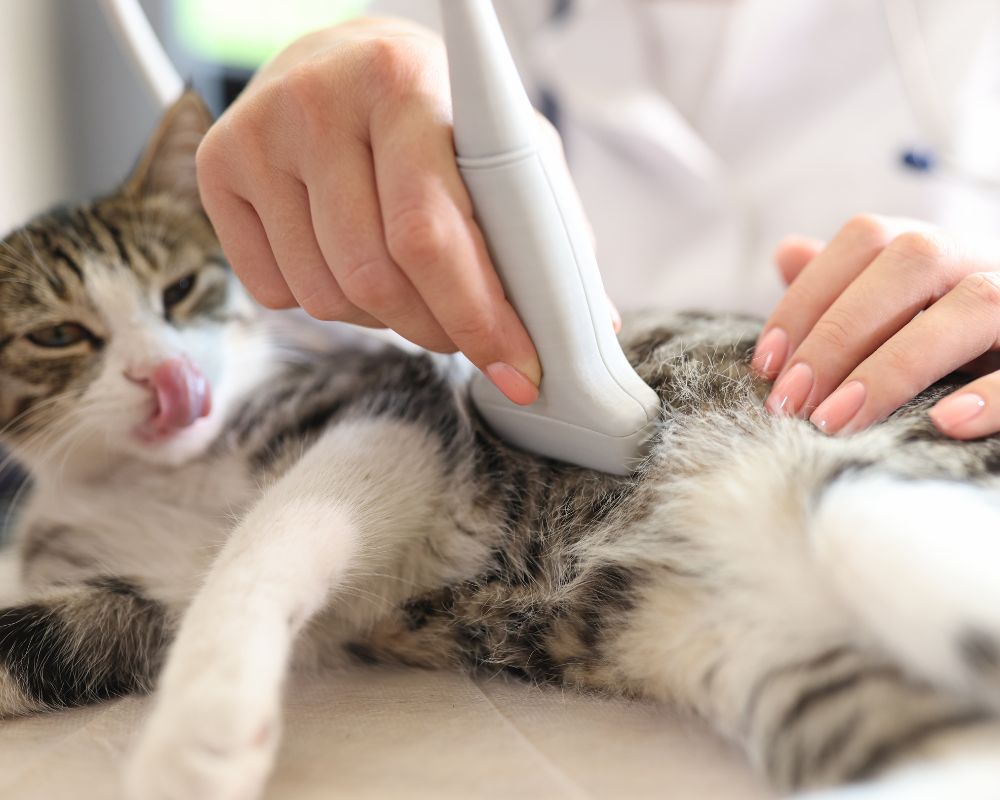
(2, 93, 1000, 800)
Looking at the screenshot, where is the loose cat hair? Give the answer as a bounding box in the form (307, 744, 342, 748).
(2, 92, 1000, 800)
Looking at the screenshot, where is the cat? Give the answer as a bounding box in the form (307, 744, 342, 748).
(2, 91, 1000, 800)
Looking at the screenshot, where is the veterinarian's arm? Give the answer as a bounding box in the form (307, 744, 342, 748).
(752, 215, 1000, 439)
(195, 18, 542, 405)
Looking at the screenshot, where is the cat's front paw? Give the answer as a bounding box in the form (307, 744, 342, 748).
(123, 677, 281, 800)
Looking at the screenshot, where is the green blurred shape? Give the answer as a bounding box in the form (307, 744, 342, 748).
(177, 0, 371, 68)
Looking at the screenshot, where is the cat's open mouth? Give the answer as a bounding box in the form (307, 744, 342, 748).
(134, 358, 212, 442)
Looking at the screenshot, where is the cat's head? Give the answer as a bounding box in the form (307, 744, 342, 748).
(0, 91, 267, 472)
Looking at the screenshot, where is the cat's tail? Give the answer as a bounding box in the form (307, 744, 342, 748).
(810, 473, 1000, 710)
(0, 576, 171, 716)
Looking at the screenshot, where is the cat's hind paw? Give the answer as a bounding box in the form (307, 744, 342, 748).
(811, 476, 1000, 709)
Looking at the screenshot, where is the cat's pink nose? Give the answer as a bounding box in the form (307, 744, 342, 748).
(142, 358, 212, 438)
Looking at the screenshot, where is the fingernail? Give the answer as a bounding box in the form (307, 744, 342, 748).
(765, 362, 814, 416)
(484, 362, 540, 406)
(810, 381, 866, 435)
(930, 393, 986, 432)
(610, 306, 622, 334)
(752, 328, 789, 379)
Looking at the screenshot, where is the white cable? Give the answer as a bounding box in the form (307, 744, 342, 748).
(98, 0, 183, 110)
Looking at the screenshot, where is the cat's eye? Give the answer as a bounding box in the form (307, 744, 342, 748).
(26, 322, 93, 349)
(163, 274, 197, 310)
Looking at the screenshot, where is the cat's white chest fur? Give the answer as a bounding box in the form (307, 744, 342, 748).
(15, 453, 254, 604)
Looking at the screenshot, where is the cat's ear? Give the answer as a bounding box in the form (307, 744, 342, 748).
(123, 90, 214, 205)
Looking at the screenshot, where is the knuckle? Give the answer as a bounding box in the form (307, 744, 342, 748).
(195, 120, 247, 192)
(398, 322, 456, 353)
(252, 284, 295, 310)
(385, 207, 449, 271)
(811, 308, 856, 352)
(282, 61, 322, 109)
(447, 312, 497, 348)
(840, 214, 891, 250)
(364, 37, 420, 97)
(877, 340, 919, 381)
(339, 257, 399, 311)
(205, 110, 271, 177)
(298, 287, 351, 321)
(194, 130, 223, 185)
(870, 344, 925, 402)
(959, 272, 1000, 311)
(885, 230, 945, 266)
(420, 335, 458, 354)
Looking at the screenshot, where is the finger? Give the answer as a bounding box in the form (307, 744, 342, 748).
(764, 227, 986, 418)
(808, 272, 1000, 435)
(372, 100, 541, 404)
(773, 235, 825, 286)
(930, 372, 1000, 439)
(305, 135, 455, 352)
(247, 172, 382, 327)
(199, 185, 297, 310)
(198, 124, 298, 310)
(752, 215, 904, 380)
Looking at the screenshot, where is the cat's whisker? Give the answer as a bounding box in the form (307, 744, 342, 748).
(0, 242, 33, 273)
(0, 389, 81, 440)
(16, 230, 59, 286)
(335, 586, 398, 614)
(349, 571, 425, 590)
(0, 420, 83, 530)
(28, 421, 84, 486)
(53, 418, 94, 481)
(0, 471, 34, 534)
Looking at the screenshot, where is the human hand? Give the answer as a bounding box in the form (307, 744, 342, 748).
(196, 19, 551, 403)
(752, 215, 1000, 439)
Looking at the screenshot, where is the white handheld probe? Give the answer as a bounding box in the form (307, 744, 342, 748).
(440, 0, 660, 474)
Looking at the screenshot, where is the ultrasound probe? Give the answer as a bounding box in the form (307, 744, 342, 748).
(440, 0, 660, 474)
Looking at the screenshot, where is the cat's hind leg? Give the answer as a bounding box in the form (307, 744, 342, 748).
(0, 577, 170, 716)
(811, 474, 1000, 709)
(610, 450, 1000, 796)
(758, 471, 1000, 797)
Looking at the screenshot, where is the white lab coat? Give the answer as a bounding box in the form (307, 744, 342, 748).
(372, 0, 1000, 316)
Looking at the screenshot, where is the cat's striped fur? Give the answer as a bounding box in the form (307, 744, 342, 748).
(2, 92, 1000, 799)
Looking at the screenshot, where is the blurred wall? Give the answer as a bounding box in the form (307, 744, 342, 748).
(0, 0, 175, 234)
(0, 1, 68, 232)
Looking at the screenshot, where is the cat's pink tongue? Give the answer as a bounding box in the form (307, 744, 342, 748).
(145, 358, 212, 438)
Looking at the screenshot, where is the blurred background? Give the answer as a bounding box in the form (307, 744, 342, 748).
(0, 0, 381, 532)
(0, 0, 380, 234)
